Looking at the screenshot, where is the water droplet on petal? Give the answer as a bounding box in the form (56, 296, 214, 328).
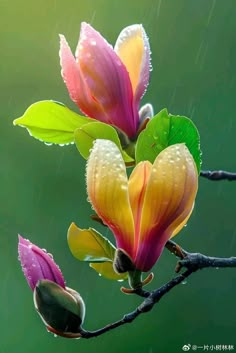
(121, 184, 127, 191)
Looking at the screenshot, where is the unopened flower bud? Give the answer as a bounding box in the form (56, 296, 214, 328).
(138, 103, 154, 122)
(18, 235, 65, 290)
(34, 280, 85, 338)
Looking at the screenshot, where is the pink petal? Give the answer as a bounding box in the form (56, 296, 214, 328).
(59, 34, 105, 121)
(77, 23, 139, 138)
(18, 235, 65, 291)
(133, 228, 169, 272)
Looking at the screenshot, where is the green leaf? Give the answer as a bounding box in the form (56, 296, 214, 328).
(13, 100, 93, 144)
(90, 262, 127, 281)
(67, 223, 116, 262)
(74, 122, 134, 163)
(135, 108, 201, 172)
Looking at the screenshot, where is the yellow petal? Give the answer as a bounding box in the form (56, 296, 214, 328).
(114, 25, 150, 98)
(170, 204, 194, 238)
(140, 144, 198, 242)
(86, 139, 135, 256)
(128, 161, 152, 248)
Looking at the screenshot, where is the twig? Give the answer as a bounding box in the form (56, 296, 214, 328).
(165, 239, 187, 258)
(200, 170, 236, 181)
(80, 268, 192, 339)
(79, 241, 236, 339)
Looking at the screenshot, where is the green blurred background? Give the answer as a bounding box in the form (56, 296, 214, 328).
(1, 0, 236, 352)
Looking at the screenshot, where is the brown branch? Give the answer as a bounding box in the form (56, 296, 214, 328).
(200, 170, 236, 181)
(79, 241, 236, 339)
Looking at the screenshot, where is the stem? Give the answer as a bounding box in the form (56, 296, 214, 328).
(200, 170, 236, 181)
(79, 241, 236, 339)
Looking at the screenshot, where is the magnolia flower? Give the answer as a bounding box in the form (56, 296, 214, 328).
(18, 235, 85, 338)
(86, 140, 198, 272)
(59, 22, 151, 139)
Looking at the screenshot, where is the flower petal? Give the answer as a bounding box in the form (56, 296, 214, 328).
(114, 25, 151, 107)
(128, 161, 152, 252)
(170, 204, 194, 238)
(18, 235, 65, 290)
(134, 144, 198, 271)
(86, 139, 135, 257)
(59, 34, 105, 121)
(77, 23, 138, 138)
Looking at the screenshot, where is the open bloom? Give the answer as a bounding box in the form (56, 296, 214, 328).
(59, 22, 151, 139)
(87, 140, 198, 272)
(18, 235, 85, 337)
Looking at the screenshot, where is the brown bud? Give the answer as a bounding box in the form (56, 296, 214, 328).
(113, 249, 135, 273)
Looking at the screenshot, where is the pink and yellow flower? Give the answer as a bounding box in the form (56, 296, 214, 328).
(86, 140, 198, 272)
(59, 22, 151, 139)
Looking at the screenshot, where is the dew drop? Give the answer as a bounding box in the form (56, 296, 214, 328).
(181, 279, 187, 285)
(121, 184, 127, 191)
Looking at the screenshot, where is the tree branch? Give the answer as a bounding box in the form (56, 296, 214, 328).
(80, 241, 236, 339)
(200, 170, 236, 181)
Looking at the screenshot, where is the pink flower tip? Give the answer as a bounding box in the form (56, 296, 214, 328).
(18, 235, 65, 291)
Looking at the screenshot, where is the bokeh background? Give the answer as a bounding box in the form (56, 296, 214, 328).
(1, 0, 236, 352)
